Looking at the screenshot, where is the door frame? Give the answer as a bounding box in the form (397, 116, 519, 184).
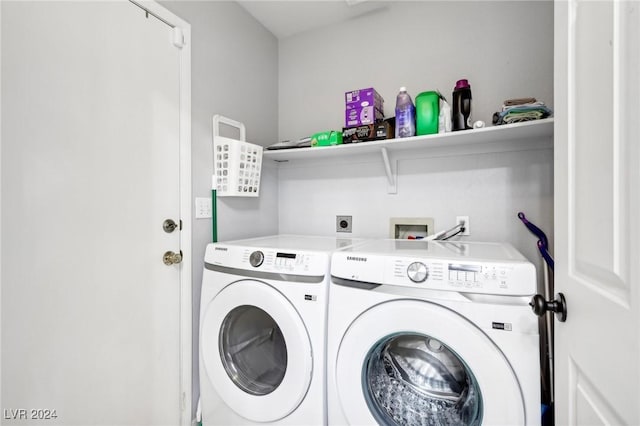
(0, 0, 3, 410)
(134, 2, 192, 425)
(0, 1, 192, 424)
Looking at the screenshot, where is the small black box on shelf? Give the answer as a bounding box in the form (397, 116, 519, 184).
(342, 118, 395, 144)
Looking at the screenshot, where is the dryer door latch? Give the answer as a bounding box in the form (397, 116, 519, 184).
(530, 293, 567, 322)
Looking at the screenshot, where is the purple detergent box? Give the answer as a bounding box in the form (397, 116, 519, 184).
(345, 87, 384, 127)
(345, 87, 384, 109)
(345, 106, 384, 127)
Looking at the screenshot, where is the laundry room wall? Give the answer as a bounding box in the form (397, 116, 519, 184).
(274, 147, 553, 284)
(277, 1, 554, 143)
(273, 1, 554, 284)
(160, 1, 279, 418)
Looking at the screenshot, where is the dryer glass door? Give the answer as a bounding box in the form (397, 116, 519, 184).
(201, 279, 313, 422)
(219, 305, 287, 395)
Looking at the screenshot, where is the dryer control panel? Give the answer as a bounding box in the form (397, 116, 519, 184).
(248, 250, 315, 272)
(206, 244, 329, 277)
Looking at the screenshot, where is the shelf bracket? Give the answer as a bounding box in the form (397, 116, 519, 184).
(380, 147, 397, 194)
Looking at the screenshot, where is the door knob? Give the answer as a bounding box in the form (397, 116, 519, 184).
(163, 250, 183, 265)
(530, 293, 567, 322)
(163, 219, 179, 233)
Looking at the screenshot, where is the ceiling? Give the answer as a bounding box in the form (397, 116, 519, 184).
(236, 1, 391, 40)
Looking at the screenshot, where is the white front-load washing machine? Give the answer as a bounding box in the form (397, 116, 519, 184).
(199, 235, 359, 425)
(327, 239, 541, 426)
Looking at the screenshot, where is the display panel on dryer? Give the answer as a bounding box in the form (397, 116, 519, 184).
(275, 252, 298, 269)
(277, 252, 296, 259)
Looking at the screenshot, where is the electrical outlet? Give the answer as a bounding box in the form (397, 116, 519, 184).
(456, 216, 470, 236)
(336, 215, 352, 233)
(195, 197, 212, 219)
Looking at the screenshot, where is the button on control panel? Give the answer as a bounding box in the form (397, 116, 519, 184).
(407, 262, 429, 283)
(249, 250, 264, 267)
(448, 263, 481, 288)
(391, 259, 444, 286)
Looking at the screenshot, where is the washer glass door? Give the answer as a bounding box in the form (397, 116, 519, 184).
(219, 305, 287, 395)
(335, 300, 525, 425)
(364, 333, 482, 425)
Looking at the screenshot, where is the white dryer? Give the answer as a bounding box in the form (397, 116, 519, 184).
(199, 235, 359, 425)
(327, 239, 541, 426)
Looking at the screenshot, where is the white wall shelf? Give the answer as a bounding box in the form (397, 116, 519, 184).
(263, 118, 554, 194)
(264, 118, 553, 162)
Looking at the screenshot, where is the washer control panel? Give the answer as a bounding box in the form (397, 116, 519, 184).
(395, 258, 517, 292)
(332, 253, 536, 296)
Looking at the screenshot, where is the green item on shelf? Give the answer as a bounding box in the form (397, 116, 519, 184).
(416, 91, 440, 135)
(311, 130, 343, 147)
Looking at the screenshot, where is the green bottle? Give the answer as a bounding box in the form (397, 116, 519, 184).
(415, 91, 440, 135)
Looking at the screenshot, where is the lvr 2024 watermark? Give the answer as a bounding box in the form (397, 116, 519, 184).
(3, 409, 58, 420)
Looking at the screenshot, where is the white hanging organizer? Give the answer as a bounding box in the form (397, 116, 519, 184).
(212, 115, 263, 197)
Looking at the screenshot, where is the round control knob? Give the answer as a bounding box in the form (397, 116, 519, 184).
(249, 251, 264, 267)
(407, 262, 429, 283)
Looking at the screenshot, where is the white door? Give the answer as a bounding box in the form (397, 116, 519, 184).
(200, 280, 313, 422)
(1, 2, 190, 425)
(554, 0, 640, 424)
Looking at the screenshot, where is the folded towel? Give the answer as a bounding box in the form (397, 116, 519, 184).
(502, 110, 547, 124)
(504, 97, 537, 107)
(493, 104, 553, 125)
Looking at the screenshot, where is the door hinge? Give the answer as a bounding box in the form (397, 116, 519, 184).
(172, 27, 185, 48)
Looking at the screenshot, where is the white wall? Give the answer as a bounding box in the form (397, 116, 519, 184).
(276, 145, 553, 284)
(275, 1, 554, 286)
(278, 1, 554, 143)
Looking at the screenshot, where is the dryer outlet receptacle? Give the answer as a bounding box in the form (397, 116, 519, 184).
(336, 216, 352, 233)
